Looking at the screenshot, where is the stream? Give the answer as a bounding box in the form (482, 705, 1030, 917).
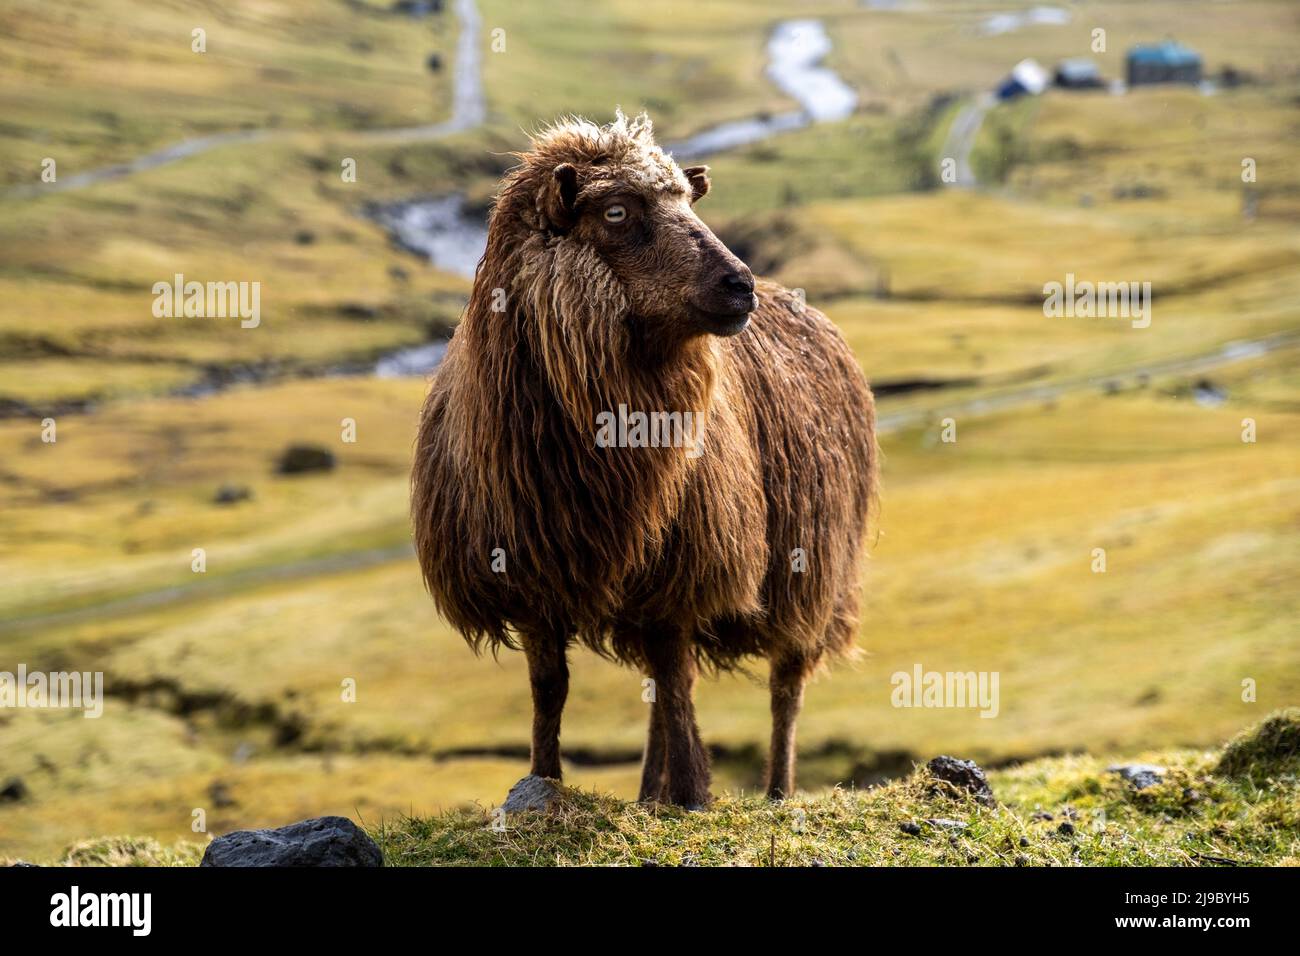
(667, 19, 857, 158)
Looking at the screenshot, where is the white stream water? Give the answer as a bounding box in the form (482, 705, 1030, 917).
(668, 19, 857, 158)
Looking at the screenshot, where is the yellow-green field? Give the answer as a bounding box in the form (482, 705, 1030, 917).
(0, 0, 1297, 863)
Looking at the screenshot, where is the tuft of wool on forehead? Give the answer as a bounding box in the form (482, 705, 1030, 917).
(518, 110, 691, 195)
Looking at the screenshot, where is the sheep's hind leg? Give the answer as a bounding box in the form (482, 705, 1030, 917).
(523, 633, 569, 780)
(766, 654, 807, 800)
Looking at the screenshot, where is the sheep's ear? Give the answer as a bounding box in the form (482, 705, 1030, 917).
(540, 162, 580, 230)
(683, 165, 710, 203)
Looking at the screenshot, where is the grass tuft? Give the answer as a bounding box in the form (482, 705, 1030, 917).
(1215, 708, 1300, 780)
(53, 836, 207, 868)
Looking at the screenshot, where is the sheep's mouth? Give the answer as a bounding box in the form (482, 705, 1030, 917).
(692, 296, 756, 337)
(701, 313, 751, 336)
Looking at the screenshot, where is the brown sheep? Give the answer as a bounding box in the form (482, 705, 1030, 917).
(412, 112, 877, 807)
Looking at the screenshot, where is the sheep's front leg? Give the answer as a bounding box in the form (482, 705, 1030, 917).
(645, 634, 711, 808)
(523, 633, 569, 779)
(637, 693, 668, 802)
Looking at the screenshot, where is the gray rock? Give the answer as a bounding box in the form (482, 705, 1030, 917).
(502, 774, 562, 813)
(276, 444, 336, 475)
(924, 818, 968, 830)
(200, 816, 381, 867)
(926, 755, 996, 806)
(1108, 763, 1166, 790)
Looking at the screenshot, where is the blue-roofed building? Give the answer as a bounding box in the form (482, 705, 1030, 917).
(1126, 41, 1202, 87)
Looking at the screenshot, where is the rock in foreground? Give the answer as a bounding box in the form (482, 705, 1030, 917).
(502, 774, 562, 813)
(926, 755, 996, 806)
(200, 816, 381, 867)
(1107, 763, 1166, 790)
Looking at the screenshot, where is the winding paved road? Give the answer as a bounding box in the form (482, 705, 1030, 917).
(939, 92, 994, 188)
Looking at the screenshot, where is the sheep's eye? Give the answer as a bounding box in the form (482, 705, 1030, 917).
(603, 204, 627, 223)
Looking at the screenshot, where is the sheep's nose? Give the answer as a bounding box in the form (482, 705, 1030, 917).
(720, 270, 754, 296)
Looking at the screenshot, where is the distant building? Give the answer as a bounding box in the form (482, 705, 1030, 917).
(996, 59, 1050, 100)
(1126, 41, 1202, 86)
(1055, 58, 1103, 89)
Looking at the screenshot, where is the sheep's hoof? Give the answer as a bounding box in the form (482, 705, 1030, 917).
(666, 794, 712, 812)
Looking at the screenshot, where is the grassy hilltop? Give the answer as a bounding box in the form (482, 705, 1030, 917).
(370, 713, 1300, 867)
(0, 0, 1297, 863)
(23, 712, 1300, 866)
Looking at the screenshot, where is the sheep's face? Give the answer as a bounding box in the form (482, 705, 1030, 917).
(542, 162, 757, 342)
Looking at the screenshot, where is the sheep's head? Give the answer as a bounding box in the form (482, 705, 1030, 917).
(499, 113, 757, 352)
